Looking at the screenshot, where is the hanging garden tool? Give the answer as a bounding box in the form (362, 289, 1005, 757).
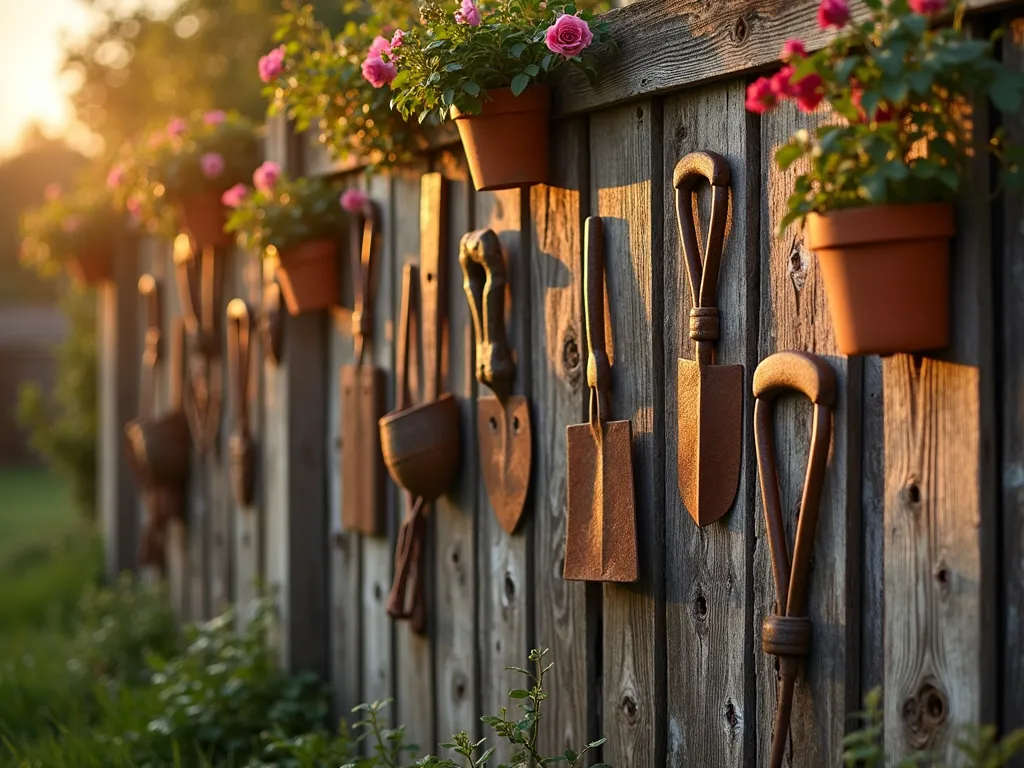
(674, 150, 743, 527)
(564, 217, 638, 583)
(460, 228, 531, 534)
(340, 197, 387, 536)
(226, 298, 255, 508)
(173, 232, 226, 454)
(753, 350, 836, 768)
(260, 278, 285, 366)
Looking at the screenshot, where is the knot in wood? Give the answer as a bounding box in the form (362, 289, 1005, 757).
(689, 307, 720, 342)
(761, 615, 812, 657)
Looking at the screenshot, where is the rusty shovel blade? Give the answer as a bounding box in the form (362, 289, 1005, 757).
(341, 363, 387, 536)
(677, 359, 743, 526)
(477, 394, 531, 534)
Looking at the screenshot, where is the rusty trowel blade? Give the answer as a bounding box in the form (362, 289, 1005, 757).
(477, 395, 531, 534)
(341, 364, 387, 536)
(677, 359, 744, 527)
(564, 419, 638, 583)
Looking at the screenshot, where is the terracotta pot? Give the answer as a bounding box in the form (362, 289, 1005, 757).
(275, 238, 340, 315)
(124, 410, 190, 488)
(378, 393, 461, 502)
(177, 191, 232, 248)
(806, 203, 955, 356)
(66, 250, 113, 285)
(452, 86, 550, 191)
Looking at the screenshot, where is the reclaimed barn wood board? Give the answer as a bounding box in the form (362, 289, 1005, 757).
(528, 118, 594, 759)
(860, 355, 885, 696)
(662, 83, 756, 767)
(474, 186, 532, 766)
(433, 150, 480, 749)
(590, 101, 666, 768)
(883, 91, 998, 760)
(758, 104, 861, 766)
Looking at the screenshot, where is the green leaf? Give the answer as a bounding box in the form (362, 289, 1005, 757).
(509, 42, 527, 59)
(990, 69, 1024, 114)
(524, 64, 540, 77)
(442, 88, 455, 106)
(508, 688, 531, 698)
(462, 81, 481, 96)
(540, 53, 553, 71)
(445, 62, 464, 72)
(775, 142, 806, 171)
(511, 73, 531, 96)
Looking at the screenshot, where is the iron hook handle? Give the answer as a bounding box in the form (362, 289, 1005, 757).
(460, 228, 515, 401)
(584, 217, 611, 426)
(349, 198, 380, 367)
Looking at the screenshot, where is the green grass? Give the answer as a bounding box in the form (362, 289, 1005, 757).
(0, 468, 75, 561)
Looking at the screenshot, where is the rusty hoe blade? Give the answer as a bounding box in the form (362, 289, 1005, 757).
(564, 217, 639, 583)
(753, 351, 836, 768)
(460, 228, 531, 534)
(674, 150, 744, 527)
(340, 199, 388, 537)
(226, 298, 256, 509)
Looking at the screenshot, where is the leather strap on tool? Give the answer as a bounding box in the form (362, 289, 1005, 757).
(386, 264, 429, 634)
(753, 351, 836, 768)
(674, 151, 731, 365)
(349, 199, 380, 369)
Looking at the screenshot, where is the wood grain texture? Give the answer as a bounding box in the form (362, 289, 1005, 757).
(528, 119, 592, 759)
(661, 83, 755, 768)
(757, 103, 860, 766)
(589, 101, 665, 768)
(860, 355, 885, 696)
(432, 150, 479, 749)
(474, 186, 531, 766)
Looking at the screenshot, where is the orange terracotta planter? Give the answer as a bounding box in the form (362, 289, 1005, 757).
(452, 86, 550, 191)
(806, 203, 955, 356)
(275, 239, 340, 315)
(177, 191, 233, 248)
(66, 250, 113, 286)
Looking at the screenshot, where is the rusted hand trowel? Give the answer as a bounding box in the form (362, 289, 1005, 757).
(460, 228, 531, 534)
(675, 150, 743, 527)
(564, 217, 638, 583)
(340, 199, 387, 536)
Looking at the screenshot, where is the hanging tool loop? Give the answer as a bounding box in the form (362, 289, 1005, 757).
(460, 228, 515, 402)
(753, 350, 836, 768)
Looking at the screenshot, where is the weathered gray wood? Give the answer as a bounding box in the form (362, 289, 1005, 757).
(662, 83, 755, 767)
(432, 149, 479, 750)
(860, 355, 885, 696)
(474, 186, 532, 765)
(883, 94, 997, 760)
(589, 101, 665, 768)
(528, 119, 592, 759)
(758, 104, 861, 767)
(98, 233, 141, 580)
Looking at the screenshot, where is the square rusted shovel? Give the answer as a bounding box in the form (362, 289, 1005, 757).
(675, 151, 743, 527)
(460, 228, 531, 534)
(340, 199, 387, 536)
(564, 217, 638, 583)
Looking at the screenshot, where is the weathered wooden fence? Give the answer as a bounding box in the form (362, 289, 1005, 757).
(97, 0, 1024, 765)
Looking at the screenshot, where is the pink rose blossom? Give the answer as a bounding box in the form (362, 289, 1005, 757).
(454, 0, 481, 26)
(61, 216, 82, 233)
(782, 39, 807, 60)
(793, 72, 825, 112)
(851, 84, 898, 123)
(258, 45, 287, 83)
(200, 152, 225, 179)
(361, 55, 397, 88)
(44, 183, 62, 202)
(770, 65, 797, 99)
(340, 188, 368, 213)
(126, 197, 143, 218)
(252, 161, 281, 193)
(544, 14, 594, 58)
(106, 164, 126, 189)
(166, 117, 188, 137)
(817, 0, 850, 29)
(745, 77, 777, 114)
(221, 183, 249, 208)
(390, 29, 405, 50)
(369, 35, 391, 58)
(909, 0, 946, 13)
(202, 109, 227, 125)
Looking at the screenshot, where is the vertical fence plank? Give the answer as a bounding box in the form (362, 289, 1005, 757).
(433, 150, 479, 748)
(528, 118, 592, 758)
(883, 95, 997, 759)
(473, 185, 531, 764)
(589, 101, 665, 768)
(758, 106, 861, 766)
(662, 82, 756, 767)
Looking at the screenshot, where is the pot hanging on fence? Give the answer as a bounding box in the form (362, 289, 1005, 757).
(226, 298, 256, 508)
(451, 85, 550, 192)
(274, 238, 340, 315)
(176, 190, 233, 249)
(805, 202, 954, 356)
(66, 248, 113, 286)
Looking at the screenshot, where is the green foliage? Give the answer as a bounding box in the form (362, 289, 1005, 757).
(761, 0, 1024, 234)
(843, 688, 1024, 767)
(225, 174, 344, 254)
(389, 0, 613, 124)
(18, 186, 121, 271)
(267, 0, 424, 168)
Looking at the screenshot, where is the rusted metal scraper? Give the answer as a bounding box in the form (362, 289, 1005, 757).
(675, 150, 743, 527)
(564, 217, 638, 582)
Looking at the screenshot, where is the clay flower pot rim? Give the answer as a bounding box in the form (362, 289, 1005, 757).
(451, 84, 551, 120)
(806, 202, 955, 250)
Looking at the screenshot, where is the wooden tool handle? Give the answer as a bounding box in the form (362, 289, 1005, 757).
(459, 228, 514, 400)
(226, 299, 252, 435)
(419, 173, 447, 402)
(584, 217, 610, 425)
(395, 263, 419, 413)
(350, 198, 380, 367)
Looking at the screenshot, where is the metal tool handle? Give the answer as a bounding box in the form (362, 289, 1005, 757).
(395, 263, 420, 413)
(460, 228, 514, 400)
(386, 494, 428, 625)
(674, 151, 731, 365)
(349, 199, 379, 368)
(584, 217, 611, 426)
(226, 299, 252, 437)
(420, 173, 447, 403)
